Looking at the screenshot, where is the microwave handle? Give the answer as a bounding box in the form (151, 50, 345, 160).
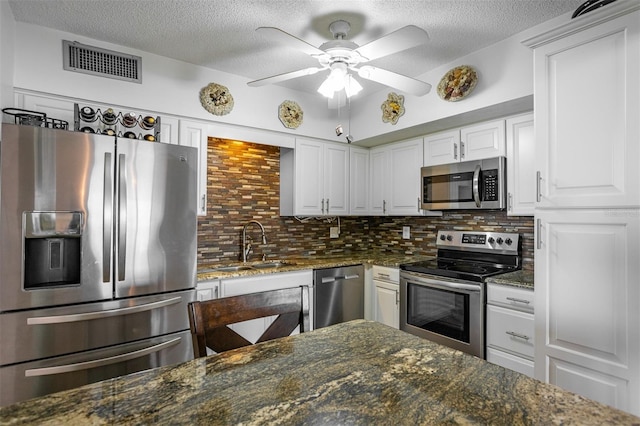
(472, 165, 481, 207)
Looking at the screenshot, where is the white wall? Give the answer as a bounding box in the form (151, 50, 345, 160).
(10, 22, 347, 144)
(0, 0, 16, 131)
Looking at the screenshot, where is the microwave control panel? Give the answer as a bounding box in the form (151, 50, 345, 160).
(482, 169, 499, 201)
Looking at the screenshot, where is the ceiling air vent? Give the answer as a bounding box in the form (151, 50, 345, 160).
(62, 40, 142, 83)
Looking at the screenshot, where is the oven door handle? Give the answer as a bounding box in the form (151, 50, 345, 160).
(403, 274, 481, 293)
(472, 165, 481, 207)
(432, 280, 481, 292)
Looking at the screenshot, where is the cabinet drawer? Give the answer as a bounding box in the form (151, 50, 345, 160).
(487, 283, 534, 313)
(486, 305, 534, 359)
(372, 266, 399, 283)
(486, 347, 534, 378)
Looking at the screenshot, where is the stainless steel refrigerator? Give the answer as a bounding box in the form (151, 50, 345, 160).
(0, 123, 198, 406)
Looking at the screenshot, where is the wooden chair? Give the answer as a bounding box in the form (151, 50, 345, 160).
(187, 285, 310, 358)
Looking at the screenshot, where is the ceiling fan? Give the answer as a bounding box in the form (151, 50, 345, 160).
(247, 20, 432, 100)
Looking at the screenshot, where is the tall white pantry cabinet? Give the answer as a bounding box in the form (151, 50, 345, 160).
(523, 1, 640, 415)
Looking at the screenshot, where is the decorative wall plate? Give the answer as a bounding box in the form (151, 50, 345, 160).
(381, 92, 405, 125)
(437, 65, 478, 102)
(278, 100, 303, 129)
(200, 83, 234, 116)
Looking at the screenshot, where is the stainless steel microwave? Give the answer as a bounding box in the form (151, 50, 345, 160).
(421, 156, 506, 210)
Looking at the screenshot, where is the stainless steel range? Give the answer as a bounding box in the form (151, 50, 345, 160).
(400, 230, 521, 358)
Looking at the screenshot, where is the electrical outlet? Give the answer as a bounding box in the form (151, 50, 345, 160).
(402, 226, 410, 239)
(330, 227, 340, 238)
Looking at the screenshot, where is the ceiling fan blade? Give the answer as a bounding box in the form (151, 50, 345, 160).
(247, 67, 326, 87)
(356, 66, 431, 96)
(355, 25, 429, 62)
(256, 27, 329, 59)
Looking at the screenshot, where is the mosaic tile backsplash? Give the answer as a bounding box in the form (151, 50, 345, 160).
(197, 139, 535, 271)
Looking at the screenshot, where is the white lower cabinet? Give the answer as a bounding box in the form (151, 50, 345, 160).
(196, 280, 219, 301)
(486, 283, 534, 378)
(220, 270, 313, 344)
(372, 266, 399, 329)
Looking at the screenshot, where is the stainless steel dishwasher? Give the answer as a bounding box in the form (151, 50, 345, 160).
(313, 265, 364, 329)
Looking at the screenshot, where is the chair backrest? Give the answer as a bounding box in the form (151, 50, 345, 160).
(187, 285, 310, 358)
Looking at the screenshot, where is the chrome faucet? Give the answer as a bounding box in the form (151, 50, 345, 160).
(242, 220, 267, 263)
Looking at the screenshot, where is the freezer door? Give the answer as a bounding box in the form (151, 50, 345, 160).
(0, 124, 114, 312)
(0, 330, 192, 407)
(0, 289, 195, 366)
(114, 138, 197, 297)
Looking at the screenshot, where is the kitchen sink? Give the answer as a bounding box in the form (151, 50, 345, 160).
(210, 265, 254, 272)
(251, 261, 295, 269)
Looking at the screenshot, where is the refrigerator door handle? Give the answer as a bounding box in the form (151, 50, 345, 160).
(24, 337, 182, 377)
(117, 153, 127, 281)
(103, 153, 113, 283)
(26, 296, 182, 325)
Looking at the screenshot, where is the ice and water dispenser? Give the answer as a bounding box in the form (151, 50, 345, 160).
(23, 211, 83, 289)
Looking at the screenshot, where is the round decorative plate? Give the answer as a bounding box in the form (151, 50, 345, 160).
(381, 92, 405, 125)
(278, 100, 303, 129)
(200, 83, 234, 116)
(437, 65, 478, 102)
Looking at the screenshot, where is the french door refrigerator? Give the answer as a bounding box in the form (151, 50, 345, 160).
(0, 123, 198, 406)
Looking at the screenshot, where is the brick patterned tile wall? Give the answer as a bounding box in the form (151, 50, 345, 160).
(197, 139, 534, 271)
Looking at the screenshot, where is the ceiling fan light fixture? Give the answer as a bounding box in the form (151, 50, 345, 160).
(344, 74, 362, 97)
(317, 77, 336, 98)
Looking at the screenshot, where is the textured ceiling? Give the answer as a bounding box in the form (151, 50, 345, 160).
(8, 0, 584, 95)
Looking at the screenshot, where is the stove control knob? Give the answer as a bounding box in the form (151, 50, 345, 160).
(505, 238, 513, 245)
(488, 237, 495, 244)
(440, 234, 446, 241)
(446, 235, 453, 241)
(496, 237, 504, 245)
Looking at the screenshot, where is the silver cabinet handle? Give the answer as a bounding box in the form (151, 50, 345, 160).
(460, 141, 465, 159)
(27, 297, 182, 325)
(201, 194, 206, 213)
(395, 289, 399, 305)
(383, 199, 387, 214)
(378, 273, 390, 279)
(25, 337, 181, 377)
(117, 153, 127, 281)
(472, 165, 481, 207)
(506, 297, 530, 305)
(321, 198, 325, 214)
(417, 197, 421, 212)
(326, 198, 329, 213)
(508, 193, 513, 211)
(536, 171, 542, 202)
(103, 153, 112, 283)
(453, 143, 458, 160)
(505, 331, 531, 341)
(536, 218, 543, 250)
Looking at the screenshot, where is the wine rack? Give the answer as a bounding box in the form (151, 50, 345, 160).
(73, 103, 161, 142)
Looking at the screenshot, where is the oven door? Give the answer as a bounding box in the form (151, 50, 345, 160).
(400, 271, 484, 358)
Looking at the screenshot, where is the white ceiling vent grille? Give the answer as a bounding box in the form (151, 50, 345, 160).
(63, 40, 142, 83)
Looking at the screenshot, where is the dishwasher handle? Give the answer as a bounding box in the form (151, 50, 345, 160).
(320, 274, 361, 284)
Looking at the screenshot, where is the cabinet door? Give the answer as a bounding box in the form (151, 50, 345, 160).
(387, 138, 423, 215)
(506, 114, 535, 216)
(18, 93, 76, 127)
(179, 120, 209, 216)
(323, 143, 349, 215)
(294, 139, 324, 215)
(423, 130, 460, 166)
(196, 280, 219, 301)
(349, 146, 369, 215)
(534, 12, 639, 208)
(374, 281, 399, 329)
(534, 209, 639, 414)
(369, 147, 388, 215)
(159, 115, 179, 145)
(460, 119, 505, 162)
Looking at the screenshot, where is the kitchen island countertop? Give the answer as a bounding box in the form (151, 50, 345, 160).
(1, 320, 637, 425)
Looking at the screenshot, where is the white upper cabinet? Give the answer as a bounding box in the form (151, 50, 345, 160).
(292, 138, 349, 216)
(423, 120, 506, 166)
(178, 119, 209, 216)
(527, 7, 640, 209)
(349, 146, 369, 215)
(370, 138, 424, 216)
(506, 113, 535, 216)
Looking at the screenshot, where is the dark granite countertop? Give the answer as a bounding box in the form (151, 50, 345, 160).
(2, 320, 637, 425)
(197, 253, 429, 281)
(486, 270, 535, 290)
